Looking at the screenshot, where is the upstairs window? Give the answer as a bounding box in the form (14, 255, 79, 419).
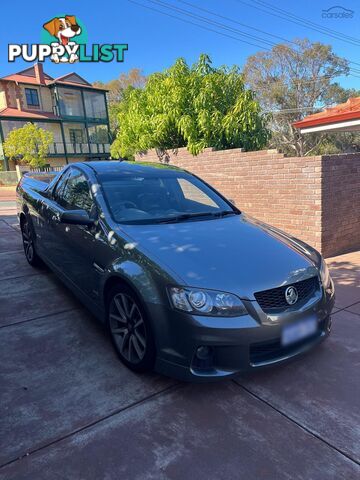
(57, 88, 84, 117)
(69, 128, 84, 144)
(84, 91, 107, 120)
(25, 88, 40, 107)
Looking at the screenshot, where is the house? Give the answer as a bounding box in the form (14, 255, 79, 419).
(293, 97, 360, 134)
(0, 63, 110, 170)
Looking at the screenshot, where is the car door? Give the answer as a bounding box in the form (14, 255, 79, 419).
(38, 168, 72, 265)
(52, 167, 108, 300)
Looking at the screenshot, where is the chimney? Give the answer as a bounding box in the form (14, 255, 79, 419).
(34, 63, 45, 85)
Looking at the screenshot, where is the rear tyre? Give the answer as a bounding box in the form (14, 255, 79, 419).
(107, 284, 156, 373)
(21, 217, 42, 267)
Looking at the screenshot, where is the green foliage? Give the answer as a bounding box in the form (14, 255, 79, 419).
(111, 54, 269, 158)
(93, 68, 147, 138)
(310, 131, 360, 155)
(3, 123, 54, 168)
(244, 39, 351, 156)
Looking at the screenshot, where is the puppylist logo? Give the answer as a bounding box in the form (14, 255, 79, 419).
(8, 15, 128, 64)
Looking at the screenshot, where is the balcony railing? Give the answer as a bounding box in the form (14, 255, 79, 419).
(48, 143, 110, 155)
(48, 143, 66, 155)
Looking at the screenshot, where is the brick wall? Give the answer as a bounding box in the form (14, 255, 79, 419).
(135, 148, 360, 257)
(321, 154, 360, 257)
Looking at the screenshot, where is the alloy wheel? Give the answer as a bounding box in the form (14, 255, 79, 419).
(22, 221, 34, 263)
(109, 293, 147, 364)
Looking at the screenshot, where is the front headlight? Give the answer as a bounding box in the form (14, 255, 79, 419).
(168, 287, 247, 317)
(320, 259, 331, 288)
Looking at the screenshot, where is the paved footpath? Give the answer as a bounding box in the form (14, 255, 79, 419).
(0, 189, 359, 479)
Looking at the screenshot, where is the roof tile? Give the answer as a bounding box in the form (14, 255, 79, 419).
(0, 108, 59, 120)
(293, 97, 360, 128)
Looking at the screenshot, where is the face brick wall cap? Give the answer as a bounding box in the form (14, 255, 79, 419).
(293, 97, 360, 130)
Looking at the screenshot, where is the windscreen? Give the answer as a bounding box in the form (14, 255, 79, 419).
(99, 171, 236, 224)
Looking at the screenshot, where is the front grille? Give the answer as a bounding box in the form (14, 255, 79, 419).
(249, 318, 326, 365)
(254, 276, 319, 313)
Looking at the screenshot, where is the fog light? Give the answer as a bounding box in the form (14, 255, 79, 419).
(196, 345, 212, 360)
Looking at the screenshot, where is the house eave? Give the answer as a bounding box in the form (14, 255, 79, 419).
(299, 118, 360, 134)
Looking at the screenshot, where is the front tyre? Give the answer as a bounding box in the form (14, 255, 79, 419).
(107, 284, 156, 373)
(21, 217, 42, 267)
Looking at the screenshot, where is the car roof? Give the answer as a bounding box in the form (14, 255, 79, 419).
(78, 160, 186, 176)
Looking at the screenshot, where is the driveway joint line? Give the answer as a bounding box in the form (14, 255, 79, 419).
(0, 272, 45, 283)
(1, 220, 20, 233)
(0, 307, 81, 330)
(333, 301, 360, 315)
(344, 308, 360, 317)
(0, 250, 23, 256)
(0, 382, 183, 470)
(232, 379, 360, 466)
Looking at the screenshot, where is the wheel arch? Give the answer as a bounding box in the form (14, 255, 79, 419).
(103, 274, 133, 303)
(19, 211, 27, 228)
(19, 208, 36, 241)
(102, 274, 147, 314)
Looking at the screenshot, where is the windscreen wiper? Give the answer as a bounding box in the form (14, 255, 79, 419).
(212, 210, 239, 218)
(155, 211, 237, 224)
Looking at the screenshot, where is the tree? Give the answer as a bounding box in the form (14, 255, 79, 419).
(93, 68, 147, 138)
(3, 123, 54, 168)
(93, 68, 147, 103)
(111, 54, 269, 159)
(243, 39, 350, 156)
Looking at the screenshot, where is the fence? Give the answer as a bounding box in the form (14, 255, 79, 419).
(48, 142, 111, 155)
(0, 171, 18, 185)
(15, 164, 64, 180)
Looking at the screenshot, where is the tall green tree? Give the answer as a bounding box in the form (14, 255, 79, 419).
(93, 68, 147, 138)
(111, 54, 269, 159)
(243, 39, 351, 156)
(3, 123, 54, 168)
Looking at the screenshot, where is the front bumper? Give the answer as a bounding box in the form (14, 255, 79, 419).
(150, 285, 335, 382)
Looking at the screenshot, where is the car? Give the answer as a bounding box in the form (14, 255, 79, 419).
(16, 161, 335, 381)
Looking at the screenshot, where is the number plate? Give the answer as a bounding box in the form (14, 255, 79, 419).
(282, 318, 317, 347)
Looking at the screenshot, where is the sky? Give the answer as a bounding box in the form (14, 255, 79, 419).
(1, 0, 359, 90)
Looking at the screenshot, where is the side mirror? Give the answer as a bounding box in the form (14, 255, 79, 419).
(60, 209, 94, 226)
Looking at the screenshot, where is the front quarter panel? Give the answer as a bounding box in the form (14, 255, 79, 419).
(103, 244, 178, 308)
(94, 214, 182, 315)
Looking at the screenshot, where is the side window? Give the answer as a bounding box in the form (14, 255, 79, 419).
(53, 170, 70, 202)
(25, 88, 40, 107)
(57, 169, 94, 213)
(177, 178, 217, 208)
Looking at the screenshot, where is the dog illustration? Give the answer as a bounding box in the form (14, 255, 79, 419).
(43, 16, 82, 63)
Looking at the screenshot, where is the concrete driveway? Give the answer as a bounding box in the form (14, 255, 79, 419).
(0, 193, 359, 479)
